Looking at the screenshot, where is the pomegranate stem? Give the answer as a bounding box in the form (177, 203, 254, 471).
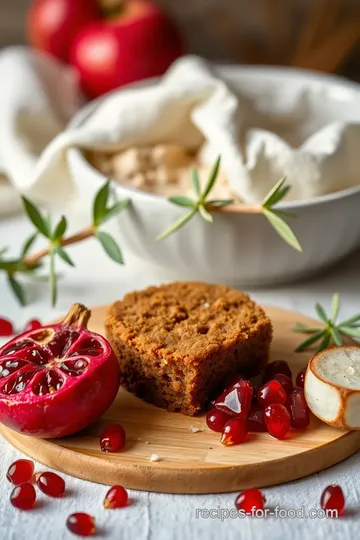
(62, 304, 91, 329)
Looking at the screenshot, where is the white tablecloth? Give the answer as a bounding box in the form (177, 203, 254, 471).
(1, 209, 360, 540)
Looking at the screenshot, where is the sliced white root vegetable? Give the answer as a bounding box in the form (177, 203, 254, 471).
(305, 346, 360, 430)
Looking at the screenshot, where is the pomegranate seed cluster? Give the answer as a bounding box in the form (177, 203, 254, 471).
(7, 459, 66, 511)
(6, 451, 129, 536)
(206, 361, 310, 444)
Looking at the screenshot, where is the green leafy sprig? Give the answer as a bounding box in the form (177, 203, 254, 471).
(156, 156, 233, 240)
(261, 177, 302, 252)
(1, 155, 304, 308)
(157, 158, 301, 251)
(293, 293, 360, 353)
(0, 181, 129, 307)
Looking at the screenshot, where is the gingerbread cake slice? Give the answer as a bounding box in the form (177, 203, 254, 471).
(105, 282, 273, 416)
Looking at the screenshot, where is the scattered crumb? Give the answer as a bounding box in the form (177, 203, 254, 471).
(136, 437, 142, 441)
(209, 447, 213, 450)
(203, 302, 210, 308)
(149, 454, 160, 462)
(145, 441, 150, 445)
(189, 426, 205, 433)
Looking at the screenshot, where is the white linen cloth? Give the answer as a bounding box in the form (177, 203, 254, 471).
(1, 47, 360, 213)
(0, 47, 81, 214)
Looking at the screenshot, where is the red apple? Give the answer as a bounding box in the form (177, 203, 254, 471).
(27, 0, 101, 62)
(69, 0, 184, 99)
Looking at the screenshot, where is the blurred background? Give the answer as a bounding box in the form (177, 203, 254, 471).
(2, 0, 360, 81)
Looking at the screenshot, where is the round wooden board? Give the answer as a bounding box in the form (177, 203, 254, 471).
(1, 305, 360, 494)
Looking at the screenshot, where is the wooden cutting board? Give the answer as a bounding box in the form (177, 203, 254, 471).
(1, 305, 360, 494)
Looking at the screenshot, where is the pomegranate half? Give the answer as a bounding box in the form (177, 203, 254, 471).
(0, 304, 120, 438)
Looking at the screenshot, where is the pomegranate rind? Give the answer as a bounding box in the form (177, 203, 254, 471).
(0, 317, 121, 438)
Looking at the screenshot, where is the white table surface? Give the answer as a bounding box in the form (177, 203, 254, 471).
(1, 209, 360, 540)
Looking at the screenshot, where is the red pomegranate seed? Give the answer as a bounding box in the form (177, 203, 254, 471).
(264, 403, 290, 439)
(10, 482, 36, 510)
(257, 380, 287, 407)
(235, 488, 266, 513)
(296, 367, 307, 389)
(36, 471, 65, 497)
(221, 418, 248, 445)
(7, 459, 34, 485)
(24, 319, 42, 332)
(0, 317, 14, 337)
(103, 485, 128, 508)
(287, 389, 310, 430)
(100, 423, 126, 452)
(215, 380, 253, 418)
(320, 485, 345, 517)
(206, 408, 231, 432)
(265, 360, 292, 381)
(273, 373, 293, 395)
(66, 513, 96, 537)
(247, 405, 267, 432)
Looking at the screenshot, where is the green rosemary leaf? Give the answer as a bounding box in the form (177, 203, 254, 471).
(21, 196, 51, 238)
(0, 247, 7, 259)
(49, 249, 57, 307)
(262, 209, 302, 252)
(0, 259, 20, 272)
(54, 245, 75, 267)
(168, 196, 195, 208)
(100, 199, 130, 224)
(21, 233, 38, 258)
(93, 180, 110, 227)
(339, 314, 360, 327)
(270, 209, 297, 220)
(201, 155, 221, 200)
(198, 204, 213, 223)
(206, 199, 234, 207)
(315, 302, 328, 323)
(53, 216, 67, 241)
(96, 231, 124, 264)
(331, 293, 340, 323)
(294, 294, 360, 352)
(262, 177, 288, 208)
(292, 323, 322, 334)
(294, 330, 325, 352)
(191, 168, 201, 198)
(339, 326, 360, 339)
(315, 332, 331, 353)
(7, 274, 26, 306)
(330, 326, 344, 346)
(156, 208, 197, 241)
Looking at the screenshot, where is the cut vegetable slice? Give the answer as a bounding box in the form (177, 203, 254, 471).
(305, 346, 360, 429)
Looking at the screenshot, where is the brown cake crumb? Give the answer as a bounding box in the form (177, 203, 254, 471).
(105, 282, 273, 416)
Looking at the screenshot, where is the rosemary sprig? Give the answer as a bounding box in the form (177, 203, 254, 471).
(293, 293, 360, 353)
(0, 181, 129, 307)
(156, 156, 233, 240)
(261, 177, 301, 252)
(0, 156, 303, 307)
(157, 158, 302, 251)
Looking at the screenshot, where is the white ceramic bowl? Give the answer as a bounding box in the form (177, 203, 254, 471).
(67, 66, 360, 286)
